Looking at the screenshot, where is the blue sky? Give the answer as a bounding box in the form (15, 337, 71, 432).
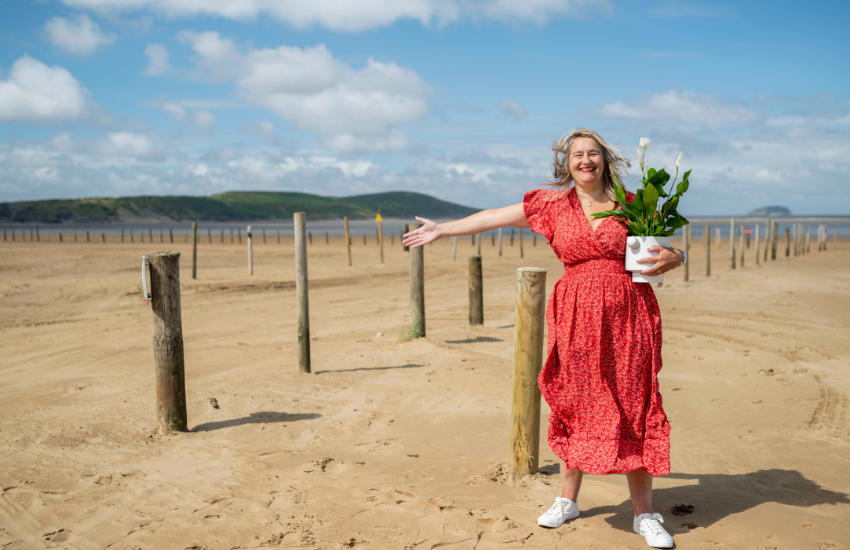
(1, 0, 848, 215)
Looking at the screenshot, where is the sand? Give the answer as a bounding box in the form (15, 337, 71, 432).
(1, 230, 849, 550)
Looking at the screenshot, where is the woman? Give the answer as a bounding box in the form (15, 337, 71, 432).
(403, 128, 685, 549)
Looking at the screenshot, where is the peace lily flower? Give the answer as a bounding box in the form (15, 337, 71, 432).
(676, 151, 683, 168)
(639, 136, 651, 152)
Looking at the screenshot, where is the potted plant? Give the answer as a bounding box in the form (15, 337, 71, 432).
(591, 137, 691, 283)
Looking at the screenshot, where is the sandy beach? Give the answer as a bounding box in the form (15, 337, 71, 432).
(1, 230, 849, 550)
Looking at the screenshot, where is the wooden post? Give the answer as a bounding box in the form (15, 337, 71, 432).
(101, 232, 105, 243)
(378, 221, 384, 265)
(169, 228, 174, 243)
(160, 228, 164, 243)
(87, 230, 90, 243)
(519, 228, 524, 258)
(705, 225, 711, 277)
(220, 228, 224, 244)
(208, 227, 211, 244)
(230, 228, 234, 244)
(509, 267, 547, 486)
(729, 218, 736, 269)
(785, 227, 790, 257)
(148, 251, 188, 433)
(477, 233, 482, 255)
(36, 225, 40, 242)
(344, 217, 352, 266)
(392, 232, 394, 246)
(498, 227, 503, 257)
(739, 226, 745, 268)
(452, 236, 458, 261)
(192, 222, 198, 279)
(184, 229, 187, 243)
(510, 228, 515, 246)
(122, 228, 125, 243)
(683, 225, 690, 282)
(823, 226, 827, 251)
(325, 231, 329, 245)
(755, 224, 760, 265)
(247, 226, 253, 275)
(147, 227, 152, 242)
(771, 221, 778, 260)
(141, 229, 145, 243)
(294, 212, 311, 374)
(763, 221, 770, 262)
(716, 227, 721, 249)
(238, 228, 242, 244)
(805, 226, 810, 253)
(403, 224, 409, 252)
(409, 223, 425, 338)
(74, 229, 77, 242)
(492, 233, 495, 247)
(746, 229, 750, 249)
(533, 233, 537, 247)
(263, 228, 267, 244)
(792, 224, 797, 256)
(468, 256, 483, 326)
(277, 229, 281, 245)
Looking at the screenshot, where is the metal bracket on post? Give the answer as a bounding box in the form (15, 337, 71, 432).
(141, 256, 151, 304)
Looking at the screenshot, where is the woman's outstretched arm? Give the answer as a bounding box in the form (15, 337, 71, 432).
(403, 203, 528, 249)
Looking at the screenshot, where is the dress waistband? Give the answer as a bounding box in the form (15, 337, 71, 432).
(563, 258, 628, 277)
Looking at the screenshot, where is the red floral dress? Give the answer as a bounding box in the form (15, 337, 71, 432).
(524, 187, 670, 476)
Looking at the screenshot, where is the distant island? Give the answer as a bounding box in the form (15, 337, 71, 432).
(746, 206, 792, 216)
(0, 191, 480, 223)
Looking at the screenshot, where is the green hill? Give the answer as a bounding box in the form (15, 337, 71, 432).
(0, 191, 479, 223)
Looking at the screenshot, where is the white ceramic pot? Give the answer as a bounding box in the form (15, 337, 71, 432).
(625, 235, 671, 283)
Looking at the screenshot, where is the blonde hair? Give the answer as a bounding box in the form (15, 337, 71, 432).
(548, 128, 630, 204)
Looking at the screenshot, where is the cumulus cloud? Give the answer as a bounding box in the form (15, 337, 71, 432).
(143, 43, 171, 75)
(0, 56, 91, 123)
(599, 89, 760, 127)
(175, 31, 430, 152)
(161, 101, 216, 131)
(499, 100, 528, 120)
(44, 14, 116, 55)
(58, 0, 611, 32)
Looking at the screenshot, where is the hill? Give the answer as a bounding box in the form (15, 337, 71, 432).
(0, 191, 479, 223)
(746, 205, 792, 216)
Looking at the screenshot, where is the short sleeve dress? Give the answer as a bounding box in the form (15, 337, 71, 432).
(524, 186, 671, 476)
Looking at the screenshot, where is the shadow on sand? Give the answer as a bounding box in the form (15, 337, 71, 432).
(192, 412, 321, 432)
(536, 465, 849, 533)
(445, 336, 504, 344)
(315, 363, 424, 375)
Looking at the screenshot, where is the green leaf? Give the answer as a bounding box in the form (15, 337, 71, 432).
(642, 183, 659, 216)
(613, 180, 627, 205)
(628, 220, 645, 235)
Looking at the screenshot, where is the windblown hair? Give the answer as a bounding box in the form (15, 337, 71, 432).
(547, 128, 631, 204)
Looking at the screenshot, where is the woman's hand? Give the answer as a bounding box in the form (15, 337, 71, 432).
(637, 246, 684, 276)
(403, 216, 442, 248)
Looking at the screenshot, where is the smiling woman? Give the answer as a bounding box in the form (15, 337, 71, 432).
(403, 128, 686, 549)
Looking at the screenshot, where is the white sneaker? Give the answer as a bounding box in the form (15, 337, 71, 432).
(537, 497, 580, 528)
(633, 513, 674, 548)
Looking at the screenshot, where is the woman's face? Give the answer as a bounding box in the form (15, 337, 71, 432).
(569, 137, 605, 187)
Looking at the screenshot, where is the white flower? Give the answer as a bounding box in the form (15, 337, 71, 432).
(639, 136, 651, 152)
(676, 151, 683, 168)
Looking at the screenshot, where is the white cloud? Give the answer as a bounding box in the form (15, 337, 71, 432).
(44, 14, 116, 55)
(499, 100, 528, 120)
(59, 0, 611, 31)
(177, 31, 430, 152)
(99, 132, 155, 156)
(599, 89, 760, 127)
(0, 56, 90, 123)
(161, 101, 216, 131)
(143, 44, 171, 75)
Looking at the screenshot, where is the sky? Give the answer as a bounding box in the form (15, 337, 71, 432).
(0, 0, 848, 215)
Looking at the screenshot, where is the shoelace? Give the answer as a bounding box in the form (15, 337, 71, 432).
(641, 514, 666, 536)
(548, 498, 568, 517)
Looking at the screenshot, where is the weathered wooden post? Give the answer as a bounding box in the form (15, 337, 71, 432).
(452, 236, 458, 261)
(247, 226, 253, 275)
(169, 228, 174, 243)
(35, 225, 40, 242)
(498, 227, 503, 257)
(755, 224, 760, 265)
(277, 229, 281, 245)
(705, 225, 711, 277)
(729, 218, 736, 269)
(325, 231, 329, 245)
(471, 233, 475, 247)
(238, 228, 242, 244)
(101, 232, 105, 243)
(510, 228, 515, 246)
(74, 229, 77, 242)
(87, 230, 90, 243)
(403, 224, 409, 252)
(739, 226, 745, 268)
(192, 222, 198, 280)
(771, 221, 778, 260)
(58, 233, 62, 243)
(378, 218, 384, 265)
(147, 252, 188, 433)
(344, 216, 352, 266)
(805, 226, 810, 253)
(160, 229, 164, 243)
(492, 233, 496, 247)
(533, 233, 537, 247)
(792, 224, 797, 256)
(468, 256, 483, 326)
(519, 228, 524, 258)
(309, 231, 313, 245)
(208, 227, 211, 244)
(683, 224, 690, 282)
(716, 226, 721, 250)
(409, 223, 425, 338)
(121, 228, 125, 243)
(220, 228, 224, 244)
(477, 233, 482, 256)
(785, 227, 790, 257)
(263, 228, 267, 244)
(509, 267, 547, 486)
(294, 212, 311, 373)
